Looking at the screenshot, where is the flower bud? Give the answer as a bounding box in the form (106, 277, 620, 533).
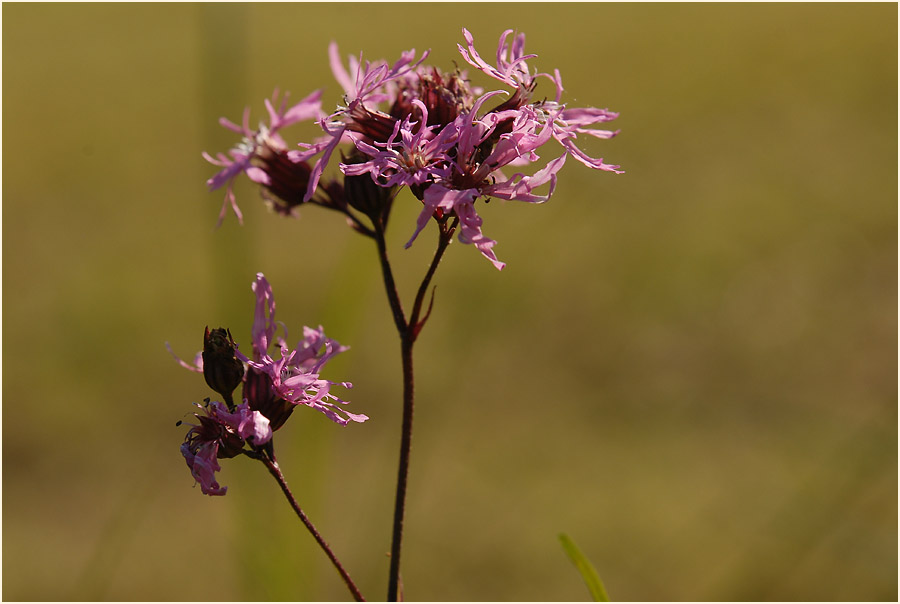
(202, 327, 244, 407)
(342, 151, 396, 222)
(243, 366, 295, 432)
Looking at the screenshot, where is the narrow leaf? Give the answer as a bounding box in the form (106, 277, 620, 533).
(559, 533, 610, 601)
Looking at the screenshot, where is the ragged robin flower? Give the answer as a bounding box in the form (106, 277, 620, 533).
(203, 90, 353, 224)
(171, 274, 366, 494)
(170, 274, 366, 431)
(203, 28, 623, 269)
(237, 274, 368, 427)
(178, 398, 272, 496)
(298, 28, 623, 269)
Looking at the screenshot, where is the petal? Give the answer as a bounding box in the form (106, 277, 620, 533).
(204, 153, 250, 191)
(251, 273, 276, 357)
(455, 202, 505, 271)
(558, 136, 624, 173)
(166, 342, 204, 373)
(558, 107, 620, 125)
(309, 399, 369, 426)
(303, 122, 346, 203)
(182, 441, 227, 496)
(217, 183, 243, 229)
(329, 41, 355, 95)
(244, 165, 271, 186)
(270, 89, 324, 130)
(238, 408, 273, 444)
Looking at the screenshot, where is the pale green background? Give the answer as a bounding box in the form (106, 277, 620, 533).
(3, 3, 897, 601)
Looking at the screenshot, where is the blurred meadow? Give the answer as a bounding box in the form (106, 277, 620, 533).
(2, 3, 897, 601)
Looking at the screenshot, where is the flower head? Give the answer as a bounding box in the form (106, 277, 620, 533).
(204, 28, 623, 269)
(202, 90, 326, 226)
(290, 43, 431, 203)
(179, 399, 272, 496)
(238, 274, 367, 427)
(172, 274, 366, 494)
(340, 99, 455, 191)
(171, 273, 366, 430)
(242, 326, 367, 427)
(310, 29, 622, 268)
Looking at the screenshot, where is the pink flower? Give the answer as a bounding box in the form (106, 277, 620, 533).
(202, 28, 623, 269)
(340, 99, 456, 190)
(240, 273, 367, 426)
(337, 29, 622, 269)
(173, 273, 367, 494)
(180, 440, 224, 496)
(458, 29, 623, 175)
(400, 100, 567, 269)
(171, 273, 367, 428)
(291, 42, 430, 203)
(241, 324, 367, 427)
(457, 28, 539, 89)
(202, 90, 324, 226)
(179, 399, 273, 496)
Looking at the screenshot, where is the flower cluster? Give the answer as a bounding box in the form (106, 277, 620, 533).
(205, 28, 622, 269)
(172, 273, 365, 495)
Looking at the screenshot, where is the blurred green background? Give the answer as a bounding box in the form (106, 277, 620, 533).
(3, 3, 897, 601)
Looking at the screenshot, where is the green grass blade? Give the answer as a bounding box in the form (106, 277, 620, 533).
(559, 533, 610, 601)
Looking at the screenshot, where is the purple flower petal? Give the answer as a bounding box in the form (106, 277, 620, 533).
(181, 440, 227, 496)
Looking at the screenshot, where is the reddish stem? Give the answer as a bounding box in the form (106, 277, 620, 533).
(255, 453, 365, 602)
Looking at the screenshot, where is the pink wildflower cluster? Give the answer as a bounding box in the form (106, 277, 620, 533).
(205, 28, 622, 269)
(173, 273, 365, 496)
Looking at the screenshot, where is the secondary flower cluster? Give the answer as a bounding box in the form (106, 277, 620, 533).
(204, 28, 622, 269)
(173, 274, 366, 495)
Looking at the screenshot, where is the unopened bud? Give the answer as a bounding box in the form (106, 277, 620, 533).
(202, 327, 244, 407)
(243, 366, 295, 432)
(342, 151, 396, 222)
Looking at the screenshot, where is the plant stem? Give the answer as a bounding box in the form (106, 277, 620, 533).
(387, 336, 414, 602)
(409, 218, 457, 336)
(381, 219, 456, 601)
(256, 453, 365, 602)
(374, 220, 408, 336)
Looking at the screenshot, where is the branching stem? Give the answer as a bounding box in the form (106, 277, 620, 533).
(376, 217, 457, 601)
